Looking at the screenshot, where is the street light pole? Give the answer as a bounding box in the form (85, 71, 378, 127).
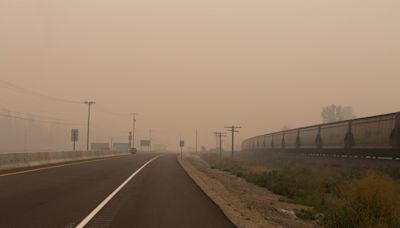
(84, 101, 95, 151)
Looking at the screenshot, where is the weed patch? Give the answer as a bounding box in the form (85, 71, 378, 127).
(201, 153, 400, 227)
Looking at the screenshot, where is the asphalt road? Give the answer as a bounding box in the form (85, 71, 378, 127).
(0, 153, 235, 228)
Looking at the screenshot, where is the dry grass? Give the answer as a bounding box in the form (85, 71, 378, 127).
(324, 171, 400, 228)
(201, 152, 400, 227)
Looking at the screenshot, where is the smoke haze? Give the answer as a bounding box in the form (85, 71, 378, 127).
(1, 0, 399, 151)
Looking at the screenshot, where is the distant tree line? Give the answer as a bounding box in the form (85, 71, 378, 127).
(321, 104, 356, 123)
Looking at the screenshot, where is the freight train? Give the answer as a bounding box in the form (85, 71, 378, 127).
(242, 112, 400, 158)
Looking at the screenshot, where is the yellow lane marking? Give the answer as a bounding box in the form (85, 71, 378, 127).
(0, 155, 127, 177)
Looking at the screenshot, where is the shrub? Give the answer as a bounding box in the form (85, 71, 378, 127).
(200, 153, 400, 227)
(324, 171, 400, 228)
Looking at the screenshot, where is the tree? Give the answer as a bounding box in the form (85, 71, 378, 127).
(321, 104, 356, 123)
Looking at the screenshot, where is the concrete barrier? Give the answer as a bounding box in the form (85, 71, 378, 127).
(0, 150, 129, 171)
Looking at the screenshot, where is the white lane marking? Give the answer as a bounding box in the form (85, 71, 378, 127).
(76, 155, 161, 228)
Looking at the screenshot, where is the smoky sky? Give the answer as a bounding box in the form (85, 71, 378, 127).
(0, 0, 399, 151)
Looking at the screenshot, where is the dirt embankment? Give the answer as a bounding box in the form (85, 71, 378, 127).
(178, 153, 319, 228)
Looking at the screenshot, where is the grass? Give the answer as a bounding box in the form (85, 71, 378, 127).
(324, 171, 400, 228)
(201, 153, 400, 227)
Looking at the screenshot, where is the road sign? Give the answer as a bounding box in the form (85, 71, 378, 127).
(71, 129, 79, 142)
(71, 129, 79, 151)
(140, 140, 151, 147)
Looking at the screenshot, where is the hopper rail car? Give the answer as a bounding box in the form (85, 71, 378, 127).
(242, 112, 400, 159)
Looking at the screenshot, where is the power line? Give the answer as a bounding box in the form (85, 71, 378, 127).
(93, 105, 131, 116)
(0, 80, 134, 116)
(0, 107, 82, 124)
(0, 79, 82, 104)
(0, 113, 84, 126)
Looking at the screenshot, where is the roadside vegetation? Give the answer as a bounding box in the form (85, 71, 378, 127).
(201, 153, 400, 228)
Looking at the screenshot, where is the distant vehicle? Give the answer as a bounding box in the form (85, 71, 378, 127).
(129, 148, 137, 154)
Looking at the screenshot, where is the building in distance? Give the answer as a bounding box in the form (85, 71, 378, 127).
(91, 143, 110, 151)
(113, 143, 130, 151)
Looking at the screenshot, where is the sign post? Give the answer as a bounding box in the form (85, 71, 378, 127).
(71, 129, 79, 151)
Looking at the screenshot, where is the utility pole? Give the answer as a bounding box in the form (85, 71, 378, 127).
(24, 120, 28, 152)
(84, 101, 96, 151)
(180, 136, 184, 159)
(214, 132, 219, 152)
(149, 129, 152, 152)
(110, 138, 113, 151)
(225, 125, 241, 160)
(128, 132, 132, 149)
(236, 132, 240, 152)
(195, 129, 198, 153)
(214, 132, 226, 162)
(132, 113, 137, 150)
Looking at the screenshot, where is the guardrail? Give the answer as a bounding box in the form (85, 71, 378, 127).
(0, 150, 129, 171)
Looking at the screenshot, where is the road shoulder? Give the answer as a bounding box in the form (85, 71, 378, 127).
(178, 153, 318, 228)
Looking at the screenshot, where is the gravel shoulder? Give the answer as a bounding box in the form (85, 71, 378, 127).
(178, 153, 319, 228)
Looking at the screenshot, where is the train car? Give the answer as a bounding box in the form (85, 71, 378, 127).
(250, 136, 256, 150)
(241, 141, 246, 151)
(249, 138, 255, 150)
(244, 139, 251, 151)
(351, 113, 398, 157)
(319, 121, 348, 156)
(272, 132, 284, 149)
(351, 114, 396, 149)
(256, 135, 264, 150)
(283, 130, 298, 149)
(391, 114, 400, 149)
(264, 134, 273, 149)
(298, 126, 319, 149)
(242, 112, 400, 159)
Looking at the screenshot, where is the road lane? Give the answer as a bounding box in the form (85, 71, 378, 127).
(87, 154, 235, 228)
(76, 155, 162, 228)
(0, 153, 159, 228)
(0, 152, 235, 228)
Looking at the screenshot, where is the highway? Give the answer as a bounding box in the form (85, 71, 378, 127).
(0, 153, 234, 228)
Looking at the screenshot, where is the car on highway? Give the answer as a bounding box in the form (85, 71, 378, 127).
(129, 148, 137, 154)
